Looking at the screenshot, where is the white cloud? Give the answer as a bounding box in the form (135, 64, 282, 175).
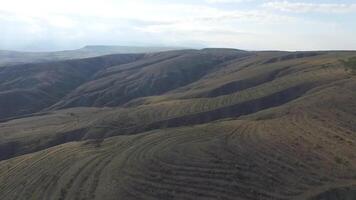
(263, 1, 356, 13)
(205, 0, 251, 3)
(0, 0, 355, 51)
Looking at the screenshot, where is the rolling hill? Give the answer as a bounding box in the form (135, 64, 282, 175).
(0, 49, 356, 200)
(0, 54, 143, 120)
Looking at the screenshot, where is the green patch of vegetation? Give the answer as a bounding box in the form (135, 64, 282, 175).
(341, 57, 356, 75)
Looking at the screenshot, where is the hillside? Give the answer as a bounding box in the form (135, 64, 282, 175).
(0, 54, 143, 120)
(0, 49, 356, 200)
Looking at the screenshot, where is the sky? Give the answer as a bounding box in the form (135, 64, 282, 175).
(0, 0, 356, 51)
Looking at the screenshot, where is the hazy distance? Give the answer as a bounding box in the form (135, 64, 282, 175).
(1, 0, 356, 51)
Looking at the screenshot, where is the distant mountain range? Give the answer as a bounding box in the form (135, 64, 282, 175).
(0, 45, 184, 67)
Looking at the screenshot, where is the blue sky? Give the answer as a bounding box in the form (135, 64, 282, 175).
(0, 0, 355, 51)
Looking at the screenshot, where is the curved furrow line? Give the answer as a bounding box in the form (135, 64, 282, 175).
(221, 119, 327, 197)
(125, 158, 287, 199)
(261, 117, 340, 187)
(71, 153, 113, 200)
(292, 109, 356, 161)
(117, 123, 286, 199)
(2, 145, 70, 176)
(39, 157, 83, 200)
(116, 130, 236, 199)
(125, 172, 280, 200)
(57, 160, 95, 198)
(293, 111, 356, 179)
(268, 111, 356, 194)
(0, 146, 77, 197)
(87, 154, 116, 199)
(227, 122, 307, 196)
(0, 144, 84, 200)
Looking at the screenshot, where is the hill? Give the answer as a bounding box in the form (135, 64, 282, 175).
(0, 49, 356, 200)
(0, 54, 143, 120)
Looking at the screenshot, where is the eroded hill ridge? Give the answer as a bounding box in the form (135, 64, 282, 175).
(0, 49, 356, 200)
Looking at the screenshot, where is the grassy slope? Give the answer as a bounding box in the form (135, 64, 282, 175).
(0, 50, 356, 199)
(51, 49, 247, 108)
(0, 54, 143, 120)
(0, 49, 244, 120)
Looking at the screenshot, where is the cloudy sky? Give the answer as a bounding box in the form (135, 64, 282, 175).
(0, 0, 356, 51)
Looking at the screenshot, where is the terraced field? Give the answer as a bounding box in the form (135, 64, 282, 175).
(0, 49, 355, 199)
